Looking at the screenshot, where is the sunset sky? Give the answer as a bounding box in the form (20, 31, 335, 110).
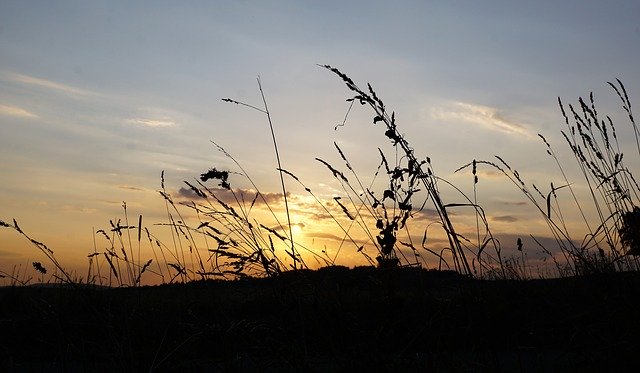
(2, 1, 640, 282)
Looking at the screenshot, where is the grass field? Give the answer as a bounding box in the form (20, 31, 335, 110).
(2, 266, 639, 371)
(3, 68, 640, 371)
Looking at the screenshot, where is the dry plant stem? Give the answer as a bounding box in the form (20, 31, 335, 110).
(323, 64, 472, 275)
(472, 160, 482, 276)
(179, 158, 303, 277)
(221, 78, 300, 270)
(208, 142, 291, 246)
(609, 79, 639, 157)
(144, 227, 167, 282)
(540, 134, 594, 236)
(122, 203, 136, 284)
(435, 176, 504, 276)
(257, 77, 297, 269)
(278, 168, 372, 265)
(193, 204, 215, 275)
(137, 214, 143, 284)
(91, 226, 102, 284)
(160, 173, 208, 281)
(331, 142, 388, 261)
(558, 83, 639, 267)
(1, 219, 75, 285)
(0, 269, 29, 286)
(160, 172, 185, 282)
(561, 107, 616, 253)
(314, 157, 383, 260)
(191, 178, 288, 275)
(488, 157, 591, 274)
(468, 80, 639, 276)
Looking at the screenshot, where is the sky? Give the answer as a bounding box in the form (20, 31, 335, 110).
(1, 0, 640, 283)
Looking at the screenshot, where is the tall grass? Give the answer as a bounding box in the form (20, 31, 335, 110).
(0, 219, 75, 285)
(318, 65, 511, 276)
(459, 80, 640, 276)
(2, 70, 639, 285)
(91, 204, 162, 286)
(222, 77, 299, 270)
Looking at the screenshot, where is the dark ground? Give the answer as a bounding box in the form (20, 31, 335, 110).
(1, 266, 640, 372)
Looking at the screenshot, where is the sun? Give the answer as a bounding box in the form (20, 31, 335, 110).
(291, 224, 303, 235)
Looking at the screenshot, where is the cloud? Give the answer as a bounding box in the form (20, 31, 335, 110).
(305, 231, 370, 246)
(491, 215, 518, 223)
(124, 106, 191, 129)
(498, 200, 527, 206)
(432, 102, 531, 138)
(310, 212, 334, 221)
(117, 185, 147, 192)
(126, 118, 177, 128)
(477, 169, 505, 179)
(60, 205, 98, 214)
(412, 208, 451, 221)
(491, 233, 579, 257)
(177, 187, 286, 205)
(6, 72, 94, 98)
(0, 250, 15, 257)
(265, 222, 306, 233)
(177, 187, 204, 200)
(0, 104, 38, 118)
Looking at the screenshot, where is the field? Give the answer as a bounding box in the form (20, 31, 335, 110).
(2, 266, 640, 372)
(3, 68, 640, 371)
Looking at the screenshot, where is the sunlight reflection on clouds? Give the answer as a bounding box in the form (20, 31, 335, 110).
(431, 101, 531, 138)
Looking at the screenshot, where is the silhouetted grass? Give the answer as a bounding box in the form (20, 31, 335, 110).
(2, 68, 639, 284)
(0, 219, 75, 285)
(320, 65, 515, 279)
(3, 68, 640, 370)
(460, 80, 640, 277)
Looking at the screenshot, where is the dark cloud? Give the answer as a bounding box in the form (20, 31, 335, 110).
(177, 187, 204, 200)
(0, 249, 22, 258)
(408, 208, 442, 222)
(117, 185, 146, 192)
(305, 232, 343, 241)
(489, 233, 579, 258)
(499, 200, 527, 206)
(492, 215, 518, 223)
(265, 222, 306, 233)
(177, 187, 286, 205)
(266, 192, 291, 204)
(310, 212, 334, 221)
(305, 231, 370, 247)
(101, 200, 124, 205)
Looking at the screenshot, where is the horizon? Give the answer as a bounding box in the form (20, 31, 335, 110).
(2, 1, 640, 284)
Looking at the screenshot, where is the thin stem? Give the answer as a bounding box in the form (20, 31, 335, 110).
(257, 77, 298, 269)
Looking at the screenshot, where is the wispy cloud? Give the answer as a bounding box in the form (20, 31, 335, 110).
(117, 185, 148, 192)
(61, 204, 98, 214)
(6, 72, 94, 98)
(498, 200, 527, 206)
(454, 168, 505, 180)
(432, 102, 531, 138)
(0, 103, 38, 118)
(491, 215, 518, 223)
(126, 118, 177, 128)
(305, 231, 370, 246)
(0, 249, 22, 259)
(124, 107, 185, 128)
